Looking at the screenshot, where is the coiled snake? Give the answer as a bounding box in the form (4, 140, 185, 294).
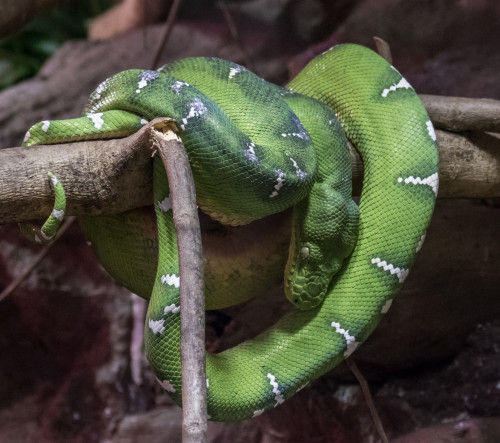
(22, 44, 438, 421)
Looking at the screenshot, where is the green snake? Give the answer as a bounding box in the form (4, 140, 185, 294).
(22, 44, 438, 421)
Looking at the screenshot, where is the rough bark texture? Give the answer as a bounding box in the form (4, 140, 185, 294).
(1, 125, 499, 225)
(421, 94, 500, 132)
(0, 126, 154, 224)
(1, 1, 499, 442)
(154, 127, 207, 442)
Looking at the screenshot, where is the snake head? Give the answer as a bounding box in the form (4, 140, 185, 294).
(284, 184, 359, 311)
(285, 243, 331, 310)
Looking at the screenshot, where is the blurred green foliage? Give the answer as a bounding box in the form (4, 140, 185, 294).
(0, 0, 113, 91)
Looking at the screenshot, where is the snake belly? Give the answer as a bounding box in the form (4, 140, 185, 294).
(22, 44, 438, 422)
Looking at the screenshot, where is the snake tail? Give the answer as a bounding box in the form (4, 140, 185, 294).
(18, 172, 66, 244)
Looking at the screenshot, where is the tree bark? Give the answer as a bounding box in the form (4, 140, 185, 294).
(153, 122, 207, 443)
(1, 125, 498, 225)
(421, 95, 500, 133)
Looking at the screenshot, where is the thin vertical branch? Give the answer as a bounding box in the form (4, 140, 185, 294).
(130, 294, 147, 385)
(0, 216, 76, 302)
(151, 120, 207, 443)
(217, 0, 254, 72)
(373, 36, 393, 64)
(151, 0, 182, 70)
(345, 357, 389, 443)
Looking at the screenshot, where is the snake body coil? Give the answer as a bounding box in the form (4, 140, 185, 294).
(23, 44, 438, 421)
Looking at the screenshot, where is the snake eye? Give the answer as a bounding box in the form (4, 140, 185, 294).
(299, 246, 310, 259)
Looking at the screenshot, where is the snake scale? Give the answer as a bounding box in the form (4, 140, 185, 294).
(22, 44, 438, 421)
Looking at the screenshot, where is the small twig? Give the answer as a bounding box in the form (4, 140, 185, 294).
(373, 36, 393, 64)
(345, 357, 389, 443)
(217, 0, 254, 72)
(0, 216, 76, 302)
(152, 121, 207, 443)
(130, 293, 147, 385)
(150, 0, 182, 70)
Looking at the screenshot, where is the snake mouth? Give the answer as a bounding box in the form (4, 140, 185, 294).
(286, 265, 326, 310)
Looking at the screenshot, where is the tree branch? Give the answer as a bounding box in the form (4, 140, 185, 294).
(0, 121, 155, 224)
(421, 95, 500, 133)
(152, 121, 207, 443)
(0, 216, 76, 302)
(1, 102, 499, 226)
(150, 0, 182, 70)
(345, 357, 389, 443)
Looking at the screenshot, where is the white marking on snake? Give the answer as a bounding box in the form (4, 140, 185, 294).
(381, 77, 413, 97)
(244, 141, 258, 163)
(253, 409, 265, 418)
(88, 113, 104, 129)
(269, 170, 285, 198)
(148, 318, 165, 334)
(397, 172, 439, 196)
(158, 196, 172, 212)
(41, 121, 50, 132)
(289, 157, 307, 179)
(206, 379, 209, 388)
(371, 257, 409, 283)
(180, 98, 207, 130)
(140, 118, 148, 125)
(172, 80, 190, 94)
(281, 131, 309, 139)
(93, 79, 109, 100)
(281, 117, 310, 140)
(156, 377, 176, 392)
(331, 322, 359, 357)
(164, 304, 180, 314)
(381, 299, 393, 314)
(229, 65, 244, 79)
(39, 230, 54, 241)
(416, 231, 427, 252)
(426, 120, 437, 141)
(52, 209, 65, 221)
(136, 70, 160, 93)
(50, 175, 59, 186)
(297, 381, 309, 392)
(23, 131, 30, 143)
(266, 373, 285, 406)
(161, 274, 180, 288)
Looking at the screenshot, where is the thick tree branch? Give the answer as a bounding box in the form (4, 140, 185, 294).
(421, 95, 500, 133)
(0, 121, 156, 225)
(1, 103, 499, 226)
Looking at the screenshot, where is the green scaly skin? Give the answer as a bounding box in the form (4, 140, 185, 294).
(22, 44, 438, 422)
(19, 172, 66, 244)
